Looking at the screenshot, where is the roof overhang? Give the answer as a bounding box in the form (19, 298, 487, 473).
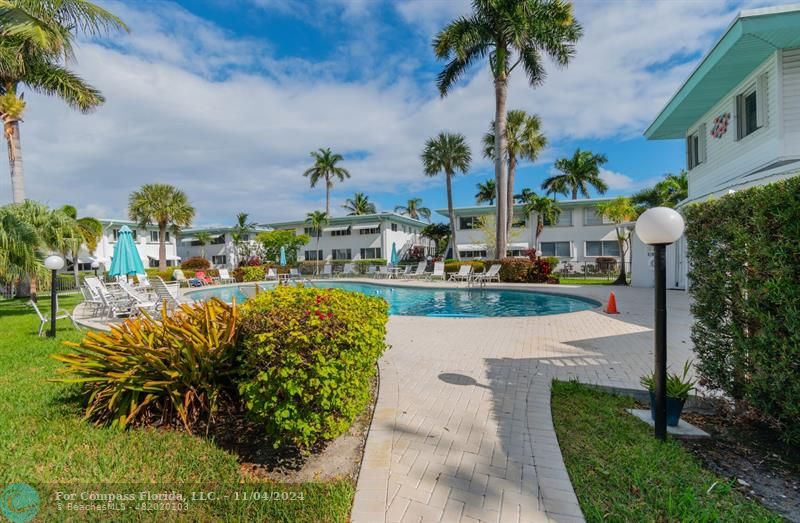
(645, 5, 800, 140)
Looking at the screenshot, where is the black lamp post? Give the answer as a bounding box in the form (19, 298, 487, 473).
(635, 207, 685, 441)
(44, 255, 65, 338)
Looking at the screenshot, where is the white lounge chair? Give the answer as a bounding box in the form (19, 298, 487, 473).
(28, 299, 78, 336)
(448, 265, 473, 282)
(321, 264, 333, 278)
(80, 282, 105, 316)
(427, 261, 445, 281)
(366, 265, 378, 278)
(401, 265, 413, 277)
(338, 263, 356, 277)
(375, 266, 389, 279)
(135, 273, 151, 289)
(214, 268, 236, 284)
(119, 283, 159, 316)
(173, 269, 190, 287)
(472, 264, 502, 286)
(407, 261, 427, 278)
(265, 268, 278, 280)
(151, 277, 181, 311)
(85, 277, 133, 318)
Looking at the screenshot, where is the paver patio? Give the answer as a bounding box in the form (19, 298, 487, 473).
(352, 283, 694, 523)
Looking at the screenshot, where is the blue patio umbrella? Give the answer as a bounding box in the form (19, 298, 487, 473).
(108, 225, 145, 277)
(279, 246, 287, 266)
(390, 242, 398, 267)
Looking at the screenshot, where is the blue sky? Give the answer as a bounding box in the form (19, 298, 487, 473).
(1, 0, 785, 225)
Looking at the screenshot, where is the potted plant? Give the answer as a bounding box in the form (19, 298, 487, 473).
(640, 361, 696, 426)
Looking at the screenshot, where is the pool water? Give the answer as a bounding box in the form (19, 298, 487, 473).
(187, 281, 599, 318)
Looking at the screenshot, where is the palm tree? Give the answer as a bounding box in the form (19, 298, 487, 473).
(542, 149, 609, 200)
(475, 179, 496, 205)
(303, 148, 351, 216)
(194, 231, 212, 260)
(523, 194, 561, 256)
(483, 110, 547, 234)
(632, 171, 688, 211)
(342, 192, 376, 215)
(596, 196, 637, 285)
(514, 187, 536, 203)
(0, 1, 127, 203)
(434, 0, 582, 259)
(394, 198, 431, 221)
(60, 204, 101, 286)
(305, 210, 329, 275)
(231, 212, 257, 265)
(128, 184, 195, 272)
(421, 132, 471, 261)
(0, 204, 39, 283)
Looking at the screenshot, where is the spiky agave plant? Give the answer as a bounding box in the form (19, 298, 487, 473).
(52, 299, 239, 432)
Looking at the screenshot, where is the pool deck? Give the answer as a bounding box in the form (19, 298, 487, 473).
(73, 280, 695, 522)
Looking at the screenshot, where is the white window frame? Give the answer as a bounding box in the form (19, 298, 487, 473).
(584, 208, 614, 226)
(584, 240, 620, 258)
(686, 123, 706, 170)
(211, 255, 226, 266)
(736, 74, 767, 140)
(149, 230, 170, 243)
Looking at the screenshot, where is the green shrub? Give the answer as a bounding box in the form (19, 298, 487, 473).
(444, 261, 486, 275)
(241, 266, 265, 282)
(238, 286, 388, 450)
(145, 267, 174, 281)
(353, 259, 386, 273)
(181, 256, 210, 270)
(496, 258, 530, 282)
(52, 299, 239, 431)
(685, 177, 800, 444)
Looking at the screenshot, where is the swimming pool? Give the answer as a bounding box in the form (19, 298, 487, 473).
(186, 281, 600, 318)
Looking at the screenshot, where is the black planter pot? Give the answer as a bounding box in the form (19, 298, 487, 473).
(649, 391, 686, 427)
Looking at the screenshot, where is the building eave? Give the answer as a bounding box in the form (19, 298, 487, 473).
(263, 212, 428, 230)
(435, 198, 618, 218)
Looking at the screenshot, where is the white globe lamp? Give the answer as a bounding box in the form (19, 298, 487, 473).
(635, 207, 685, 245)
(44, 255, 65, 271)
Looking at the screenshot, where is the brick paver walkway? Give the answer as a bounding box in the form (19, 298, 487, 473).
(352, 284, 694, 523)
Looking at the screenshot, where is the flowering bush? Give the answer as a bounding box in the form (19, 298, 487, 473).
(240, 266, 265, 282)
(238, 286, 388, 450)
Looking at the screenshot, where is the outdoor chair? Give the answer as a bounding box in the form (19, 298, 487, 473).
(85, 277, 133, 318)
(150, 277, 181, 312)
(135, 273, 151, 289)
(376, 266, 389, 279)
(338, 263, 356, 277)
(80, 282, 105, 316)
(195, 271, 213, 285)
(472, 264, 502, 286)
(448, 265, 472, 282)
(265, 268, 278, 280)
(320, 264, 333, 278)
(119, 283, 159, 317)
(427, 262, 445, 281)
(214, 268, 236, 284)
(367, 265, 378, 278)
(28, 299, 78, 337)
(407, 261, 427, 278)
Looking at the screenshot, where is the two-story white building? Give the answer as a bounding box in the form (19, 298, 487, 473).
(636, 4, 800, 288)
(178, 226, 271, 268)
(438, 198, 628, 266)
(70, 218, 182, 273)
(264, 213, 429, 262)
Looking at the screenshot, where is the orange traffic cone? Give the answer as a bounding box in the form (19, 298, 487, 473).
(605, 292, 619, 314)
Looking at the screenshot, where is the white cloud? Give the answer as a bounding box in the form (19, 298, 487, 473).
(0, 0, 770, 225)
(599, 168, 635, 191)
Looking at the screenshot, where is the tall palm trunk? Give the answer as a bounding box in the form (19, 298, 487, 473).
(494, 78, 509, 258)
(72, 248, 81, 287)
(5, 120, 25, 203)
(572, 187, 578, 199)
(446, 171, 459, 261)
(325, 176, 331, 217)
(613, 236, 628, 285)
(159, 222, 167, 272)
(315, 234, 321, 275)
(506, 154, 516, 236)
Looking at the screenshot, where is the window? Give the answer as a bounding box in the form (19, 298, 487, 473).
(360, 248, 381, 259)
(241, 234, 250, 242)
(585, 240, 620, 257)
(112, 228, 137, 241)
(391, 223, 398, 232)
(148, 258, 158, 268)
(459, 216, 479, 229)
(584, 209, 611, 226)
(359, 226, 380, 235)
(506, 249, 526, 257)
(544, 210, 572, 227)
(461, 250, 487, 258)
(211, 235, 225, 245)
(540, 241, 571, 257)
(511, 217, 526, 228)
(150, 230, 170, 242)
(212, 255, 227, 266)
(304, 227, 316, 235)
(331, 249, 351, 260)
(304, 250, 323, 261)
(736, 75, 765, 140)
(330, 227, 351, 237)
(686, 124, 706, 170)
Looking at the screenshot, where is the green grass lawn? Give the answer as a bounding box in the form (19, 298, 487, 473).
(551, 381, 780, 522)
(0, 295, 353, 522)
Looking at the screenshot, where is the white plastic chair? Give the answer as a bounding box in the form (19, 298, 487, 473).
(28, 299, 78, 336)
(427, 262, 445, 281)
(449, 265, 472, 282)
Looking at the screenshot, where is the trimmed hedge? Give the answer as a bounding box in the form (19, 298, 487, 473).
(181, 256, 210, 270)
(685, 177, 800, 444)
(238, 286, 388, 450)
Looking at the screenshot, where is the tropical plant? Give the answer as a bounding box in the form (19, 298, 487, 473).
(128, 184, 195, 272)
(475, 215, 521, 258)
(475, 178, 496, 205)
(342, 192, 375, 215)
(59, 204, 101, 286)
(238, 286, 388, 450)
(514, 187, 536, 204)
(394, 198, 431, 221)
(52, 299, 239, 431)
(596, 196, 637, 285)
(0, 203, 39, 282)
(421, 222, 450, 256)
(632, 171, 688, 211)
(0, 0, 127, 203)
(542, 148, 608, 200)
(231, 212, 258, 265)
(255, 229, 310, 265)
(421, 132, 471, 261)
(483, 110, 547, 233)
(302, 148, 350, 216)
(434, 0, 582, 258)
(305, 210, 329, 275)
(640, 361, 696, 400)
(523, 194, 561, 256)
(193, 231, 212, 260)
